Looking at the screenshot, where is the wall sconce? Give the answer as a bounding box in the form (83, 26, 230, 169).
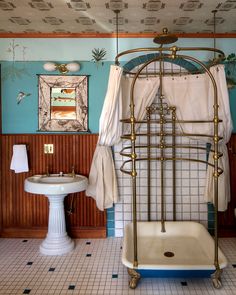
(43, 62, 80, 74)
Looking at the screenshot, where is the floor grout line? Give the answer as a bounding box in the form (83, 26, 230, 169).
(0, 237, 235, 294)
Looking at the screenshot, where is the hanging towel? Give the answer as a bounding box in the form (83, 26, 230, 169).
(10, 144, 29, 173)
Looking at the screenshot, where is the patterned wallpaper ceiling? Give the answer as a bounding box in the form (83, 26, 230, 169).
(0, 0, 236, 35)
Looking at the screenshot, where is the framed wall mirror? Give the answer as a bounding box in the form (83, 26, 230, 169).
(38, 75, 88, 132)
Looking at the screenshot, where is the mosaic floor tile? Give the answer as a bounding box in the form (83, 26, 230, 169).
(0, 237, 235, 294)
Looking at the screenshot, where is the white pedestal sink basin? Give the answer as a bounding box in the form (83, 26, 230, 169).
(24, 174, 88, 256)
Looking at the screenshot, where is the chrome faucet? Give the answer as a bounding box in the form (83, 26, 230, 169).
(71, 166, 75, 178)
(59, 171, 64, 177)
(46, 165, 50, 177)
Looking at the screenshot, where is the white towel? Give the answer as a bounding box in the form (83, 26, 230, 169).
(10, 144, 29, 173)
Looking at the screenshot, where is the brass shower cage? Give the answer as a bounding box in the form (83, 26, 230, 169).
(116, 43, 225, 289)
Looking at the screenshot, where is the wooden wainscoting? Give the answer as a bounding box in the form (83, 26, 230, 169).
(0, 134, 106, 238)
(218, 134, 236, 237)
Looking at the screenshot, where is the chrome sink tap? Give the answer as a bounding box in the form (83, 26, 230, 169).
(71, 166, 75, 178)
(59, 171, 64, 177)
(46, 165, 50, 177)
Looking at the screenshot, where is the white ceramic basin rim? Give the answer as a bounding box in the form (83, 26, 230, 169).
(24, 174, 88, 195)
(39, 176, 75, 184)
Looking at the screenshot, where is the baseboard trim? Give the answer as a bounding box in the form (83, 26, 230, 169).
(69, 227, 106, 238)
(0, 227, 106, 239)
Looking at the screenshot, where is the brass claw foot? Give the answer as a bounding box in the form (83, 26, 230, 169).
(211, 268, 223, 289)
(127, 268, 141, 289)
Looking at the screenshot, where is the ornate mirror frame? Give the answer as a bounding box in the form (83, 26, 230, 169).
(38, 75, 88, 132)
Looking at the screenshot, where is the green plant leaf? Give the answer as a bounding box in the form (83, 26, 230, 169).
(91, 48, 107, 64)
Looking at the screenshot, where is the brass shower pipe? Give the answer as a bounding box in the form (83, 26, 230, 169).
(118, 50, 221, 275)
(158, 50, 166, 233)
(115, 46, 225, 66)
(124, 71, 202, 76)
(172, 107, 177, 221)
(146, 107, 151, 221)
(121, 132, 223, 140)
(121, 118, 223, 123)
(145, 103, 177, 225)
(120, 144, 223, 158)
(120, 157, 223, 176)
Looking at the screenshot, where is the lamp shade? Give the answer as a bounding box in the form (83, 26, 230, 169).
(43, 62, 57, 71)
(66, 62, 80, 72)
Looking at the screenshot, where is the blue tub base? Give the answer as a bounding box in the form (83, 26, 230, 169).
(137, 269, 214, 278)
(127, 268, 223, 289)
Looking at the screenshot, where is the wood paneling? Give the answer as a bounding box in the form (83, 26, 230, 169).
(0, 65, 2, 234)
(0, 134, 106, 238)
(219, 134, 236, 237)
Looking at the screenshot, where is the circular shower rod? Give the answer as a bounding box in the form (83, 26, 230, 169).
(115, 43, 225, 66)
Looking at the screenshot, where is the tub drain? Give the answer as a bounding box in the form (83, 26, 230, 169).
(164, 251, 174, 257)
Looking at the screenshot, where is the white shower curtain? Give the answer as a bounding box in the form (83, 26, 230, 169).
(162, 65, 233, 211)
(86, 65, 160, 210)
(86, 65, 123, 211)
(203, 66, 232, 211)
(87, 64, 232, 211)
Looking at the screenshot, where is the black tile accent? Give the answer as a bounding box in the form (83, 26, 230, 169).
(22, 240, 28, 243)
(120, 246, 122, 249)
(232, 264, 236, 268)
(86, 254, 92, 257)
(181, 281, 188, 286)
(23, 289, 31, 294)
(68, 285, 75, 290)
(26, 262, 33, 265)
(49, 267, 55, 272)
(86, 241, 91, 245)
(112, 274, 118, 278)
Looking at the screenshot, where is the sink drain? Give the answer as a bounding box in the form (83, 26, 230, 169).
(164, 251, 174, 257)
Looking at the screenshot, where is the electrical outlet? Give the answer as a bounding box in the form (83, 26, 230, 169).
(44, 144, 54, 154)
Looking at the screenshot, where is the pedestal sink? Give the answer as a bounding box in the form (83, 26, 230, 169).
(24, 174, 88, 255)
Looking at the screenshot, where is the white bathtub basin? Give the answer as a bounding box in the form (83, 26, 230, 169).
(123, 221, 227, 271)
(25, 174, 88, 195)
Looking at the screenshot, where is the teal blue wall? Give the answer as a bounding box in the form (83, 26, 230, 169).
(1, 61, 112, 133)
(1, 37, 236, 134)
(1, 38, 236, 61)
(1, 59, 236, 133)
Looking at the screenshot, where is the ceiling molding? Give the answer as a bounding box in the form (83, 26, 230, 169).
(0, 32, 236, 39)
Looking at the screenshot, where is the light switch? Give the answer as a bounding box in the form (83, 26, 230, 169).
(44, 144, 54, 154)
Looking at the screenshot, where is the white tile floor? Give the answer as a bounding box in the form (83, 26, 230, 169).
(0, 237, 236, 294)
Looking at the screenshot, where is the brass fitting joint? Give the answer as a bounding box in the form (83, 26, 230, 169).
(214, 136, 219, 142)
(131, 171, 137, 177)
(131, 153, 137, 159)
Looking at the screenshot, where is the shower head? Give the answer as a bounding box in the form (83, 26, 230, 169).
(153, 28, 178, 45)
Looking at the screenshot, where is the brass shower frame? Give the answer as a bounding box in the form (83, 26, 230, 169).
(115, 46, 224, 66)
(117, 45, 224, 287)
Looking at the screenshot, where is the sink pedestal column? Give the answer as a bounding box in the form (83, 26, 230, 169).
(40, 194, 74, 255)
